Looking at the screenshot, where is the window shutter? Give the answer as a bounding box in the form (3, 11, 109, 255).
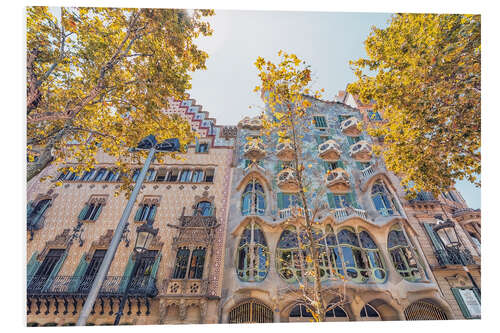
(148, 205, 157, 222)
(134, 206, 143, 222)
(27, 201, 34, 218)
(244, 160, 250, 168)
(327, 193, 335, 209)
(68, 254, 89, 292)
(275, 161, 283, 173)
(78, 204, 89, 220)
(147, 253, 162, 292)
(423, 223, 446, 252)
(119, 254, 136, 293)
(451, 288, 473, 319)
(322, 161, 329, 172)
(93, 204, 103, 220)
(347, 191, 360, 209)
(277, 193, 284, 210)
(149, 170, 157, 181)
(27, 251, 41, 285)
(315, 136, 321, 144)
(337, 160, 345, 169)
(42, 250, 68, 292)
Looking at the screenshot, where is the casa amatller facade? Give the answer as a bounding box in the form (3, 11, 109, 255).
(26, 92, 481, 326)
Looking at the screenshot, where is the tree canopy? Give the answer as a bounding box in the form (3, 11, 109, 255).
(348, 14, 480, 196)
(27, 7, 214, 186)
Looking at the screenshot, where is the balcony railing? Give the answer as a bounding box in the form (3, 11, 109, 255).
(278, 207, 312, 220)
(27, 275, 157, 298)
(360, 164, 375, 179)
(332, 207, 368, 221)
(434, 247, 475, 266)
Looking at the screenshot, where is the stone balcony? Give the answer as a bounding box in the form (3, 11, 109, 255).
(243, 140, 266, 161)
(276, 168, 299, 192)
(332, 207, 368, 222)
(341, 116, 362, 136)
(318, 139, 341, 162)
(325, 168, 351, 194)
(349, 140, 372, 162)
(276, 141, 295, 161)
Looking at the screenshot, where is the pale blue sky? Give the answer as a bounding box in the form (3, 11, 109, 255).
(188, 9, 481, 209)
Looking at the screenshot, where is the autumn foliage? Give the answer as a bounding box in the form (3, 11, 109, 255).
(348, 14, 480, 196)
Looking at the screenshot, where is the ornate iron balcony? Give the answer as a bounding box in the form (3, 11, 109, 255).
(434, 247, 475, 266)
(27, 275, 157, 298)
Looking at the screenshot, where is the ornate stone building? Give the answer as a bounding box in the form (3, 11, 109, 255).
(26, 92, 480, 326)
(219, 91, 481, 323)
(26, 98, 237, 326)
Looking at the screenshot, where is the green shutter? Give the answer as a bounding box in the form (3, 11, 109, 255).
(134, 206, 143, 221)
(347, 191, 360, 209)
(244, 160, 250, 168)
(277, 193, 284, 210)
(149, 205, 157, 221)
(78, 204, 89, 220)
(451, 288, 471, 319)
(69, 254, 89, 292)
(27, 251, 41, 285)
(315, 136, 321, 144)
(423, 223, 446, 252)
(27, 201, 34, 217)
(337, 160, 345, 169)
(42, 251, 68, 292)
(327, 193, 335, 209)
(119, 254, 136, 293)
(322, 161, 329, 172)
(147, 253, 162, 291)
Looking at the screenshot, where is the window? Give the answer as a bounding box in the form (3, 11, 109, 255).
(104, 169, 120, 181)
(134, 204, 157, 222)
(172, 247, 206, 279)
(27, 199, 51, 225)
(228, 300, 273, 323)
(316, 135, 331, 144)
(347, 136, 362, 146)
(93, 168, 107, 181)
(196, 142, 209, 153)
(337, 228, 369, 283)
(28, 249, 66, 292)
(172, 247, 190, 279)
(356, 161, 371, 170)
(145, 168, 156, 182)
(387, 225, 422, 281)
(166, 169, 178, 182)
(155, 168, 168, 182)
(132, 250, 158, 284)
(318, 225, 344, 278)
(359, 230, 386, 282)
(241, 179, 266, 216)
(204, 168, 214, 182)
(188, 247, 206, 279)
(289, 304, 348, 322)
(371, 181, 401, 216)
(236, 223, 269, 282)
(277, 192, 301, 210)
(404, 301, 448, 320)
(276, 227, 304, 283)
(360, 304, 381, 319)
(66, 172, 77, 181)
(79, 250, 106, 292)
(451, 287, 481, 319)
(195, 201, 213, 216)
(289, 304, 313, 319)
(327, 192, 359, 209)
(313, 115, 327, 128)
(81, 169, 95, 181)
(78, 202, 103, 221)
(192, 169, 204, 183)
(179, 169, 192, 182)
(131, 169, 140, 182)
(367, 110, 382, 121)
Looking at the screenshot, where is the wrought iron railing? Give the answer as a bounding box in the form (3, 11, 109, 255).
(408, 191, 440, 203)
(27, 275, 157, 297)
(434, 247, 475, 266)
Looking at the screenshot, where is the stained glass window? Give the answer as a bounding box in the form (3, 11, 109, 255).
(387, 225, 422, 281)
(236, 223, 269, 282)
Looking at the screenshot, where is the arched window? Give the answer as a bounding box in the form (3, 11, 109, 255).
(319, 225, 344, 279)
(360, 304, 381, 320)
(337, 228, 369, 283)
(195, 201, 212, 216)
(359, 230, 386, 282)
(237, 222, 269, 282)
(404, 300, 448, 320)
(241, 179, 266, 216)
(172, 247, 206, 279)
(276, 227, 302, 283)
(172, 247, 190, 279)
(289, 304, 313, 321)
(228, 300, 273, 323)
(188, 247, 206, 279)
(387, 225, 422, 281)
(371, 181, 401, 216)
(325, 305, 349, 321)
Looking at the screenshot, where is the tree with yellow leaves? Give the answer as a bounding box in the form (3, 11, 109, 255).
(253, 51, 347, 322)
(348, 14, 480, 196)
(27, 7, 214, 185)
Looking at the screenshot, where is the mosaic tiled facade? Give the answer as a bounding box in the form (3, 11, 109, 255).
(26, 92, 480, 326)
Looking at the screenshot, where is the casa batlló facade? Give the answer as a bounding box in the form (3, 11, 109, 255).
(26, 94, 481, 326)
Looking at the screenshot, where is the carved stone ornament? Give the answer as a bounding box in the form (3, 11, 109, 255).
(326, 168, 351, 194)
(37, 229, 71, 261)
(142, 196, 161, 206)
(86, 229, 113, 261)
(221, 126, 237, 139)
(87, 195, 108, 205)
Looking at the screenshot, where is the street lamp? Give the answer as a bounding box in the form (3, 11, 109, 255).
(114, 220, 159, 325)
(76, 135, 180, 326)
(433, 218, 481, 295)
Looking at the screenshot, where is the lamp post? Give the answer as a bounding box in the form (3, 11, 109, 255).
(114, 220, 158, 325)
(433, 219, 481, 295)
(76, 135, 180, 326)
